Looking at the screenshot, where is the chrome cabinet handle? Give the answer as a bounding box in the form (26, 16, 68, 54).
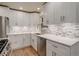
(60, 16, 65, 22)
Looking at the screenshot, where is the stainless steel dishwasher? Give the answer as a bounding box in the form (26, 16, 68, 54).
(37, 36, 46, 56)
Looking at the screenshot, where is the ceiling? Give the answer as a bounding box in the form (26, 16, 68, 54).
(0, 2, 44, 12)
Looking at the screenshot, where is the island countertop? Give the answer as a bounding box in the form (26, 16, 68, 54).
(37, 34, 79, 47)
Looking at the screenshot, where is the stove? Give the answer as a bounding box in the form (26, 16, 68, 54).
(0, 39, 10, 56)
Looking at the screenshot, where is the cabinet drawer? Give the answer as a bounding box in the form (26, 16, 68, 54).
(47, 40, 70, 55)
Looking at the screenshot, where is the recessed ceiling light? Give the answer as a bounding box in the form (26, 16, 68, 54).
(37, 8, 40, 10)
(19, 7, 23, 10)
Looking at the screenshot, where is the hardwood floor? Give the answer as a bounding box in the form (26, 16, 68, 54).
(10, 46, 38, 56)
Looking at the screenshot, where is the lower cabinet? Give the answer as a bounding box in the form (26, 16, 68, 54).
(31, 34, 38, 51)
(23, 34, 31, 47)
(8, 34, 30, 50)
(46, 40, 79, 56)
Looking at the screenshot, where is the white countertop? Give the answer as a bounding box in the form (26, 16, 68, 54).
(0, 38, 9, 40)
(7, 32, 41, 35)
(37, 34, 79, 47)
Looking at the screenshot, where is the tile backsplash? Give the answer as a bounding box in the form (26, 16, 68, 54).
(10, 26, 40, 33)
(9, 23, 79, 39)
(47, 23, 79, 39)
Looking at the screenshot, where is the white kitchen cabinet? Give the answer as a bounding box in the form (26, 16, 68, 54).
(42, 2, 77, 25)
(76, 3, 79, 24)
(30, 13, 40, 26)
(23, 34, 31, 47)
(61, 2, 77, 23)
(16, 12, 30, 26)
(31, 34, 38, 51)
(42, 3, 54, 25)
(9, 10, 18, 26)
(8, 35, 23, 49)
(9, 10, 40, 27)
(8, 34, 31, 50)
(54, 3, 63, 24)
(46, 40, 79, 56)
(9, 10, 30, 26)
(42, 2, 63, 25)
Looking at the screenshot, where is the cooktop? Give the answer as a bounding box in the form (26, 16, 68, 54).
(0, 39, 8, 54)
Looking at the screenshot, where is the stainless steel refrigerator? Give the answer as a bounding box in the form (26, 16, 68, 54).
(0, 16, 9, 38)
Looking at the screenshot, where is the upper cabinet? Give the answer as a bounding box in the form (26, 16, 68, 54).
(61, 2, 77, 23)
(30, 13, 40, 26)
(9, 10, 30, 26)
(9, 10, 40, 27)
(76, 3, 79, 24)
(42, 2, 78, 25)
(42, 2, 62, 25)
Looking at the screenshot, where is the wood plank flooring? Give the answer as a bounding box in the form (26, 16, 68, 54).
(10, 46, 38, 56)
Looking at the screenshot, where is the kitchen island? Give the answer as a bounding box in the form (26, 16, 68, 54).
(37, 34, 79, 56)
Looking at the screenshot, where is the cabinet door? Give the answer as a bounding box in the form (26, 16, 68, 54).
(46, 40, 57, 56)
(62, 2, 77, 23)
(14, 35, 23, 49)
(23, 34, 31, 47)
(43, 2, 55, 25)
(43, 2, 63, 25)
(8, 35, 23, 50)
(54, 2, 63, 24)
(46, 40, 70, 56)
(30, 13, 38, 26)
(16, 12, 30, 26)
(31, 34, 37, 51)
(76, 3, 79, 24)
(47, 46, 65, 56)
(9, 10, 18, 26)
(31, 35, 34, 49)
(47, 48, 53, 56)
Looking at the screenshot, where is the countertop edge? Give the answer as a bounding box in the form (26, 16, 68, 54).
(37, 34, 79, 47)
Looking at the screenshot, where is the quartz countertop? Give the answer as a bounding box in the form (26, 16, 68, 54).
(7, 32, 41, 35)
(37, 34, 79, 47)
(0, 38, 8, 40)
